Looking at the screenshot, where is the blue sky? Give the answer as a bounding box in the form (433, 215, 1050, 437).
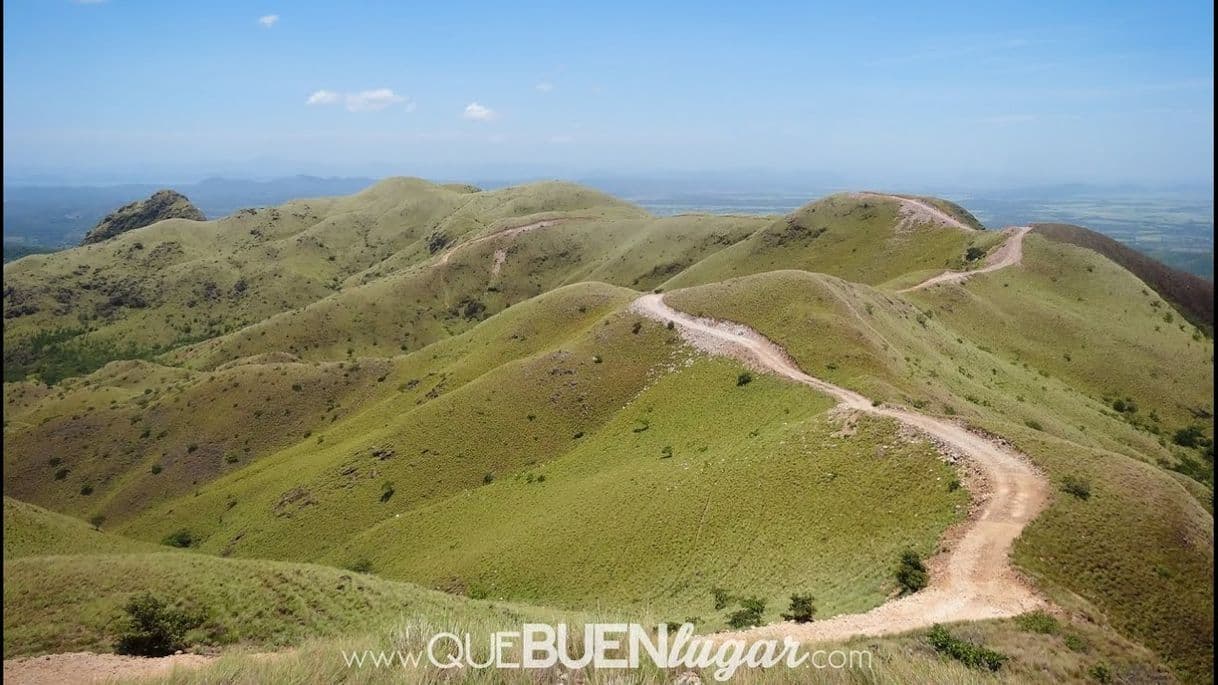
(2, 0, 1213, 185)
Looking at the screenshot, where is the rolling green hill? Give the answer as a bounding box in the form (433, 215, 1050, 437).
(3, 496, 161, 558)
(3, 178, 1212, 683)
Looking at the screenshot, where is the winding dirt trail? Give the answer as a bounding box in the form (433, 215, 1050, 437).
(437, 218, 567, 268)
(632, 293, 1049, 644)
(899, 226, 1031, 293)
(852, 192, 976, 232)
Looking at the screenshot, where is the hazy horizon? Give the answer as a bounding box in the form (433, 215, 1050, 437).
(3, 1, 1214, 187)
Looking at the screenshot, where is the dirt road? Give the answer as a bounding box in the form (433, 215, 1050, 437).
(437, 218, 567, 267)
(3, 652, 214, 685)
(852, 192, 977, 232)
(899, 226, 1030, 293)
(632, 293, 1049, 643)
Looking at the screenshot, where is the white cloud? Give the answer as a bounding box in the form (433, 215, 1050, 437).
(404, 101, 418, 113)
(462, 102, 497, 121)
(306, 90, 341, 106)
(258, 14, 279, 28)
(345, 88, 405, 112)
(535, 81, 554, 93)
(307, 89, 413, 113)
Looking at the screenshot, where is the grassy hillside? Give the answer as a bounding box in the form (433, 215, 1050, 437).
(165, 212, 764, 370)
(3, 496, 161, 558)
(664, 193, 1004, 290)
(1033, 222, 1215, 329)
(323, 359, 964, 622)
(3, 358, 392, 521)
(1, 179, 643, 383)
(3, 282, 638, 522)
(111, 311, 964, 624)
(3, 550, 584, 658)
(664, 240, 1213, 681)
(913, 235, 1213, 444)
(3, 181, 1212, 683)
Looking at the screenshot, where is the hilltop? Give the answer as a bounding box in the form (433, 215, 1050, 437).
(81, 190, 205, 245)
(2, 178, 1212, 683)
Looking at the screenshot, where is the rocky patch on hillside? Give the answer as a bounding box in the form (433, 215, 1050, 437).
(81, 190, 205, 245)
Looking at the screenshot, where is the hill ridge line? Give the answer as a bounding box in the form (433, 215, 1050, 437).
(850, 192, 976, 232)
(631, 292, 1050, 643)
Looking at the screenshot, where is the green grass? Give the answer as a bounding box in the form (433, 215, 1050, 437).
(910, 234, 1213, 431)
(1003, 423, 1214, 683)
(3, 551, 587, 658)
(663, 244, 1214, 681)
(2, 282, 639, 522)
(664, 194, 1004, 290)
(324, 358, 964, 622)
(3, 497, 161, 558)
(164, 212, 764, 370)
(111, 331, 962, 623)
(2, 179, 645, 382)
(3, 183, 1212, 683)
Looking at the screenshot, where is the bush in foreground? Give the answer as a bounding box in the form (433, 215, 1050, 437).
(896, 550, 928, 594)
(781, 594, 816, 623)
(927, 624, 1007, 672)
(725, 597, 766, 629)
(115, 593, 204, 657)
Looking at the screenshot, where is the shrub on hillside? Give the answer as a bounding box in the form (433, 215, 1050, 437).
(1063, 633, 1089, 652)
(1062, 475, 1092, 500)
(736, 372, 753, 386)
(927, 625, 1007, 672)
(1089, 663, 1113, 683)
(162, 529, 195, 548)
(781, 594, 816, 623)
(965, 246, 986, 262)
(115, 593, 204, 657)
(725, 597, 766, 629)
(1173, 425, 1207, 448)
(1016, 610, 1060, 634)
(896, 550, 928, 594)
(711, 587, 733, 611)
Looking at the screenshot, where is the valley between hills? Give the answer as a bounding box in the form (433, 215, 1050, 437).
(2, 178, 1213, 683)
